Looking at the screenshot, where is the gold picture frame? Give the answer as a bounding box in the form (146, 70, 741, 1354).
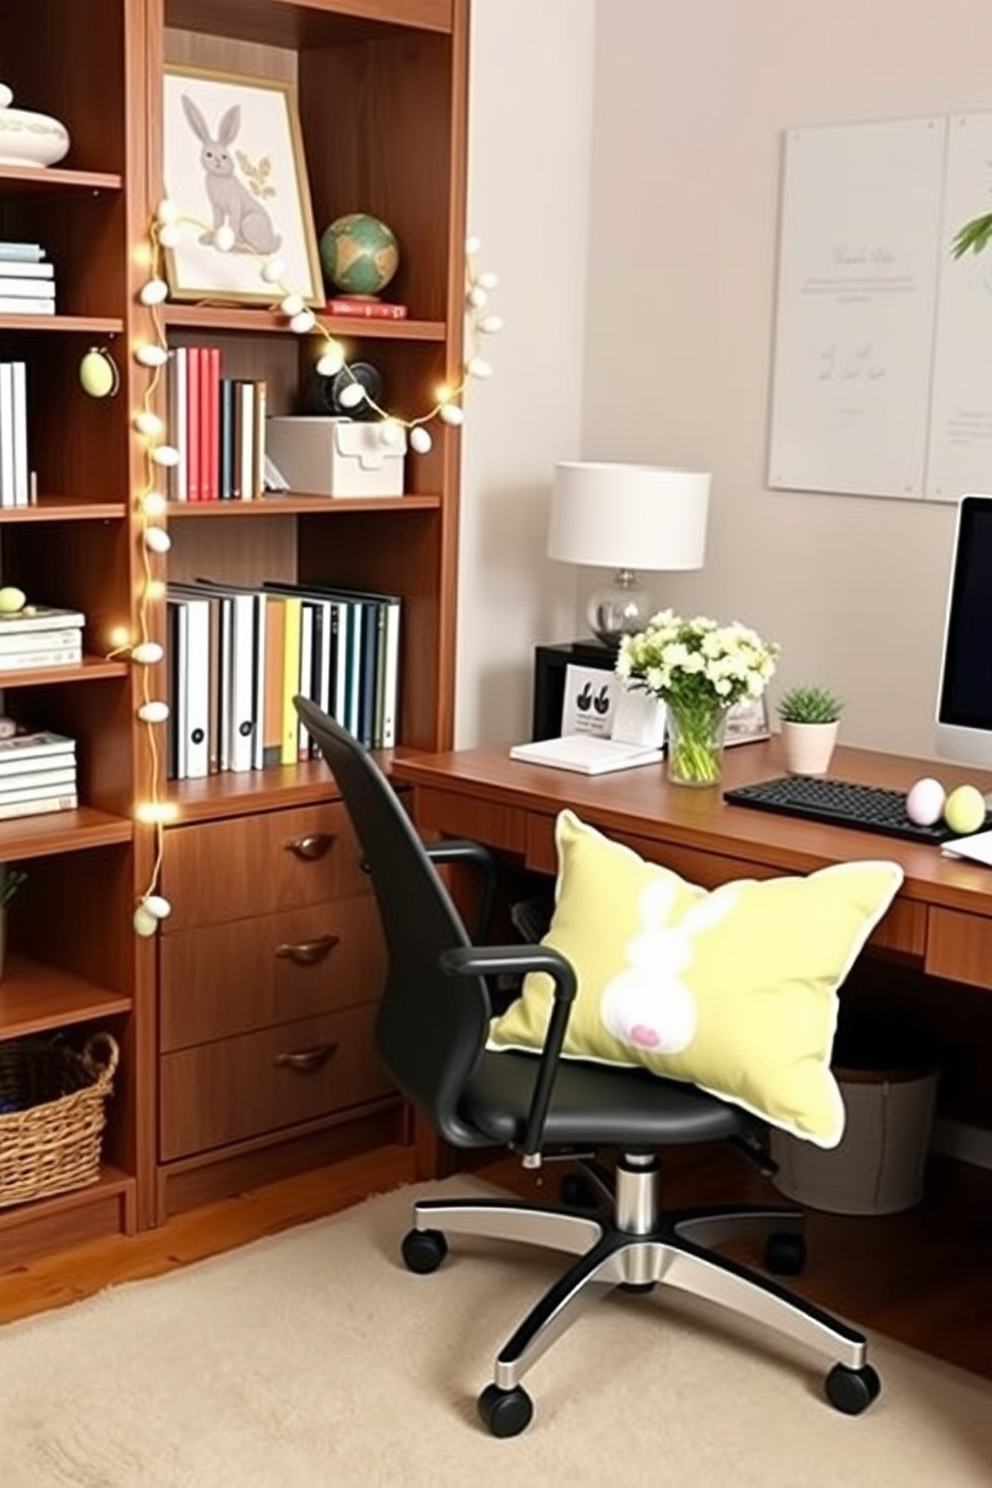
(162, 65, 323, 307)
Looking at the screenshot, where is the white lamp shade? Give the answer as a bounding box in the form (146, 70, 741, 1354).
(548, 462, 710, 571)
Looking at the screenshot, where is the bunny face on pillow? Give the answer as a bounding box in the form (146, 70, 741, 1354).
(488, 810, 903, 1148)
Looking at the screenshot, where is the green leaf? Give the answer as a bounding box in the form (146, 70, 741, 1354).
(951, 213, 992, 259)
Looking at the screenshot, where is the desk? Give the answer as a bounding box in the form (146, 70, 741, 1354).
(391, 738, 992, 994)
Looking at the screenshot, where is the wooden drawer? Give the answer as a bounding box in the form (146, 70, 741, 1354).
(161, 803, 370, 931)
(159, 1004, 393, 1161)
(925, 906, 992, 991)
(159, 894, 386, 1051)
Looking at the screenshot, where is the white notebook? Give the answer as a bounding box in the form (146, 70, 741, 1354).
(940, 829, 992, 866)
(508, 734, 663, 776)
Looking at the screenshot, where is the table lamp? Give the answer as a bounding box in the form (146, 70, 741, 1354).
(548, 461, 711, 647)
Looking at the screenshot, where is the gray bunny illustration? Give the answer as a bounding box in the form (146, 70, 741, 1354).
(181, 93, 281, 255)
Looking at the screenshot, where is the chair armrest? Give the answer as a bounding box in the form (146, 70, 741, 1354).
(440, 942, 577, 1167)
(423, 838, 498, 941)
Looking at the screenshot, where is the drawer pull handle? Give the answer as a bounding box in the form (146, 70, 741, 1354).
(275, 934, 339, 965)
(275, 1043, 338, 1073)
(285, 833, 334, 861)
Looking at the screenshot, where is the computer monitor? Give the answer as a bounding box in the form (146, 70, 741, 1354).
(935, 493, 992, 768)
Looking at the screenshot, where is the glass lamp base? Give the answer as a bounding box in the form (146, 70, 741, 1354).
(585, 569, 653, 648)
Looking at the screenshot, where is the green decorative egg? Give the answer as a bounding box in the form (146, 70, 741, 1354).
(0, 586, 26, 614)
(319, 213, 400, 298)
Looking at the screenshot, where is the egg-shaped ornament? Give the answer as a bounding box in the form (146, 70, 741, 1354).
(79, 347, 120, 399)
(905, 777, 945, 827)
(0, 586, 26, 614)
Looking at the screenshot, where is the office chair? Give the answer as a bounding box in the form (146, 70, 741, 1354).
(295, 697, 880, 1437)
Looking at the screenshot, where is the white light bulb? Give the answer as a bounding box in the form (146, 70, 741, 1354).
(157, 223, 182, 249)
(439, 403, 464, 427)
(142, 492, 167, 518)
(409, 427, 433, 455)
(137, 699, 170, 724)
(144, 894, 173, 921)
(144, 526, 172, 554)
(281, 292, 304, 317)
(467, 356, 493, 379)
(133, 410, 163, 437)
(316, 347, 345, 377)
(132, 640, 164, 666)
(465, 234, 481, 255)
(135, 344, 168, 369)
(135, 800, 179, 825)
(290, 309, 316, 334)
(478, 313, 504, 334)
(133, 903, 159, 937)
(468, 286, 488, 309)
(337, 382, 366, 410)
(151, 445, 180, 468)
(477, 270, 499, 290)
(156, 198, 179, 225)
(261, 256, 286, 283)
(214, 224, 236, 253)
(139, 278, 168, 306)
(378, 419, 403, 447)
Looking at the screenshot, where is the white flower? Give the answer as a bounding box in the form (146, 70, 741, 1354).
(616, 611, 779, 713)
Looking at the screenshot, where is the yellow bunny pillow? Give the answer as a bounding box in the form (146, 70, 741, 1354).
(488, 810, 903, 1148)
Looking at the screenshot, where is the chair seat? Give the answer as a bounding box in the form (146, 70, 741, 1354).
(461, 1047, 749, 1149)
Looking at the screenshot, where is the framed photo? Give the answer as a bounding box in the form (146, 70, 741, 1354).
(560, 664, 618, 739)
(725, 695, 771, 747)
(162, 65, 323, 306)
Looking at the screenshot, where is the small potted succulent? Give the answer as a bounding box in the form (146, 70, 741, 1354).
(776, 685, 844, 776)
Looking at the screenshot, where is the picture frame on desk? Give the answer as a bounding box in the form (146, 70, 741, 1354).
(725, 695, 771, 747)
(162, 65, 323, 307)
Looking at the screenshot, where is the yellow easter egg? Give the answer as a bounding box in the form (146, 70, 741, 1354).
(79, 347, 119, 399)
(943, 784, 986, 836)
(0, 586, 26, 614)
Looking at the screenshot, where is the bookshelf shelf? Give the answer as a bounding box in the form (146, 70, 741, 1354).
(0, 166, 122, 197)
(0, 657, 130, 688)
(0, 955, 132, 1039)
(0, 500, 129, 523)
(0, 315, 125, 336)
(162, 305, 446, 342)
(166, 493, 441, 517)
(0, 808, 132, 862)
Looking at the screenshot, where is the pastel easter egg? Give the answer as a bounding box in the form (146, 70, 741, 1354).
(944, 784, 986, 836)
(0, 586, 26, 614)
(79, 348, 119, 398)
(905, 777, 945, 827)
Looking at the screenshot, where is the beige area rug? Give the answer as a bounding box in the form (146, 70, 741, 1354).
(1, 1179, 989, 1488)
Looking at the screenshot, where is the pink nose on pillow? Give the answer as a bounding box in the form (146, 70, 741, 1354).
(629, 1024, 661, 1048)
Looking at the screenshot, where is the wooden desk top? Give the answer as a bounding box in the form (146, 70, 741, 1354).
(391, 738, 992, 990)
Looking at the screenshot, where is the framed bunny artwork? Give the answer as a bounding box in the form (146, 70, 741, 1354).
(162, 66, 323, 306)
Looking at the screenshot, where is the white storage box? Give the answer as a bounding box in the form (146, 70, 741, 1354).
(265, 416, 407, 498)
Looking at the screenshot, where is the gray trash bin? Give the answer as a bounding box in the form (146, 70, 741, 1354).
(769, 1018, 939, 1216)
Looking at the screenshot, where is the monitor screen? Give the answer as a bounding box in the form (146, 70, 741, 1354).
(935, 494, 992, 767)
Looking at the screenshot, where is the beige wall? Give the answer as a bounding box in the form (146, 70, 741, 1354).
(462, 0, 992, 759)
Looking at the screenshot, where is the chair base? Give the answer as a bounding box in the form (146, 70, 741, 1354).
(408, 1153, 879, 1429)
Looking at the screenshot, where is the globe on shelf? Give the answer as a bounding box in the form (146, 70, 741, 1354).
(319, 212, 400, 298)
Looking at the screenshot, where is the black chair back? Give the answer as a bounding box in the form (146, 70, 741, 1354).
(295, 697, 494, 1146)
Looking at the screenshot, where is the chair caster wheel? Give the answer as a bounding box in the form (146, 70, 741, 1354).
(764, 1231, 806, 1276)
(401, 1227, 448, 1274)
(478, 1383, 534, 1437)
(560, 1173, 599, 1210)
(825, 1362, 881, 1415)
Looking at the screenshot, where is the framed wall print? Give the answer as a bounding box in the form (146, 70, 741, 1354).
(162, 66, 323, 306)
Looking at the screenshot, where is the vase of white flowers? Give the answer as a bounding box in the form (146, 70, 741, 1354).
(616, 611, 780, 786)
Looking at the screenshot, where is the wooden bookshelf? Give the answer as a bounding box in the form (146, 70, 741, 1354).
(0, 0, 468, 1255)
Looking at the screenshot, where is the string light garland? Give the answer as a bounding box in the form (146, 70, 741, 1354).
(125, 201, 502, 937)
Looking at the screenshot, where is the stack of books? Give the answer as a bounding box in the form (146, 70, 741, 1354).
(0, 730, 78, 822)
(0, 605, 85, 672)
(0, 241, 56, 316)
(325, 297, 408, 320)
(166, 345, 267, 501)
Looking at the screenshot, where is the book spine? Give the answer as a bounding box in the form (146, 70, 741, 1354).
(325, 299, 408, 320)
(0, 242, 46, 262)
(0, 610, 86, 633)
(0, 278, 55, 297)
(186, 345, 201, 502)
(0, 297, 56, 314)
(0, 766, 78, 798)
(0, 750, 76, 778)
(0, 627, 81, 652)
(0, 261, 54, 279)
(0, 363, 12, 508)
(280, 597, 302, 765)
(10, 361, 28, 508)
(169, 347, 188, 502)
(204, 346, 220, 502)
(0, 793, 77, 822)
(0, 646, 82, 670)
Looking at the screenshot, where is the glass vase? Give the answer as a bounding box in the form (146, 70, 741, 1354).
(665, 699, 730, 787)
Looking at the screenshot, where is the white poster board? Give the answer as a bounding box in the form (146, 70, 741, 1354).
(926, 113, 992, 501)
(768, 117, 947, 499)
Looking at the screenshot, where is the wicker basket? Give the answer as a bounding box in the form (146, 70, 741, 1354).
(0, 1031, 119, 1208)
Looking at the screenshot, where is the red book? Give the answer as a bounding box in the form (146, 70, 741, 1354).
(325, 298, 408, 320)
(203, 346, 221, 501)
(185, 346, 201, 502)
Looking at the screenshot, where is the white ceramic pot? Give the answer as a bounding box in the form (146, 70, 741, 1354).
(0, 83, 70, 169)
(780, 719, 839, 776)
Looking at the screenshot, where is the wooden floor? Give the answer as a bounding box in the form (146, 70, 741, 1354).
(2, 1142, 990, 1382)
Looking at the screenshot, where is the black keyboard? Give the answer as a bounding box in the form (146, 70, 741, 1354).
(723, 775, 990, 845)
